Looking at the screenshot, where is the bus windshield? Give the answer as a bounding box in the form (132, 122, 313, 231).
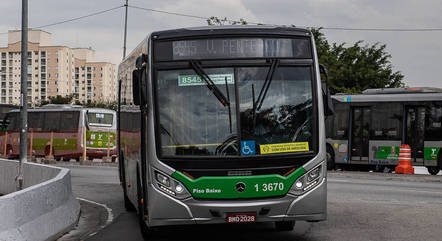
(156, 66, 313, 157)
(87, 112, 113, 126)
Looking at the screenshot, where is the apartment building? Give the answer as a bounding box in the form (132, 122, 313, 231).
(0, 29, 116, 105)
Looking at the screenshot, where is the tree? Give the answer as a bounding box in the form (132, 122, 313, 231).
(311, 28, 404, 94)
(39, 94, 74, 106)
(37, 94, 116, 110)
(207, 16, 248, 26)
(205, 17, 405, 94)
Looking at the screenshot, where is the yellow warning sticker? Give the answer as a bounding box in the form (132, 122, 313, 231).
(260, 142, 309, 154)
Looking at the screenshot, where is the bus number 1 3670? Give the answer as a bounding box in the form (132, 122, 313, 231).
(255, 183, 284, 192)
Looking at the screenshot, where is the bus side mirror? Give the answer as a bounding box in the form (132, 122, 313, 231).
(319, 64, 334, 117)
(132, 69, 141, 105)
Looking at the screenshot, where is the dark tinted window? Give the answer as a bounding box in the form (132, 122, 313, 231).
(59, 111, 80, 131)
(425, 102, 442, 141)
(332, 102, 349, 139)
(43, 112, 61, 131)
(28, 112, 45, 130)
(371, 103, 402, 140)
(6, 112, 19, 131)
(121, 111, 140, 131)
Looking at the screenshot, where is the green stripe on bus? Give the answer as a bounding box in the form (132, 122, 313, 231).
(172, 167, 306, 199)
(32, 138, 78, 150)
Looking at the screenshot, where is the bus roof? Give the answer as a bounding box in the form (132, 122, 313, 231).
(361, 87, 442, 94)
(333, 87, 442, 103)
(150, 25, 311, 40)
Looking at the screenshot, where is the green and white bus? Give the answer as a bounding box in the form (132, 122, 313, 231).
(118, 26, 331, 235)
(326, 87, 442, 175)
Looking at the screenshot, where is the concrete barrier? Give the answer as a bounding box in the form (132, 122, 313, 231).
(0, 159, 80, 241)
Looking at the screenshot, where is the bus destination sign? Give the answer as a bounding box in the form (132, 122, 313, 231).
(170, 38, 311, 60)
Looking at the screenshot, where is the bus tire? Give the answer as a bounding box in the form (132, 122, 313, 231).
(326, 145, 335, 170)
(137, 166, 149, 238)
(275, 221, 295, 231)
(427, 166, 440, 175)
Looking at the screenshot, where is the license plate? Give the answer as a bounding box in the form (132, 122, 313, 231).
(226, 213, 256, 223)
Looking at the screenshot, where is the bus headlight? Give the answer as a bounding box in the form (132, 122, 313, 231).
(289, 163, 323, 196)
(154, 170, 191, 200)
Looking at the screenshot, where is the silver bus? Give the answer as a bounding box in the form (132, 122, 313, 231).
(118, 26, 331, 236)
(326, 87, 442, 175)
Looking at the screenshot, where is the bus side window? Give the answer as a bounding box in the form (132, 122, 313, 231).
(6, 113, 18, 132)
(43, 112, 61, 132)
(425, 102, 442, 141)
(29, 112, 44, 131)
(60, 112, 80, 131)
(370, 103, 402, 140)
(333, 103, 349, 140)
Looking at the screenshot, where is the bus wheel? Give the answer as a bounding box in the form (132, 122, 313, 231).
(427, 166, 440, 175)
(275, 221, 295, 231)
(137, 168, 149, 238)
(326, 145, 335, 170)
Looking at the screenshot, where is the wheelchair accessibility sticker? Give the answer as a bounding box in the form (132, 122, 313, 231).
(241, 140, 256, 156)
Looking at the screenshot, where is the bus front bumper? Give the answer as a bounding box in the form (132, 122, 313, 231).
(147, 176, 326, 227)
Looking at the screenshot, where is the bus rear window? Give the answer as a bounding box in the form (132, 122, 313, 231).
(87, 113, 113, 126)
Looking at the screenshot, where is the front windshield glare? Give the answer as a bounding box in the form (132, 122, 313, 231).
(156, 66, 313, 157)
(157, 68, 237, 156)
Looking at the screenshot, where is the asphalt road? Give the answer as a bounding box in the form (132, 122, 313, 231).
(59, 164, 442, 241)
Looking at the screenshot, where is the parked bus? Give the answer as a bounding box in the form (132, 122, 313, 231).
(326, 87, 442, 175)
(0, 104, 117, 161)
(118, 26, 332, 236)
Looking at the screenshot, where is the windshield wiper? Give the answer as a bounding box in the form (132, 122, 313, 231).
(254, 59, 280, 112)
(189, 60, 230, 107)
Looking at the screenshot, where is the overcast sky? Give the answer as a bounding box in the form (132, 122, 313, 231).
(0, 0, 441, 88)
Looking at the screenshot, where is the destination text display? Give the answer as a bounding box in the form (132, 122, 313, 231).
(154, 38, 311, 61)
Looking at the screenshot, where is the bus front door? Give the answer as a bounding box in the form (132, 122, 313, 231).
(405, 106, 425, 162)
(350, 107, 370, 163)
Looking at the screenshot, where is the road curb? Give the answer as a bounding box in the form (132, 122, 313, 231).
(0, 159, 80, 241)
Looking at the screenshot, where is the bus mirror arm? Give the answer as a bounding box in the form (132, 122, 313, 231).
(319, 64, 334, 117)
(132, 69, 141, 106)
(133, 54, 148, 107)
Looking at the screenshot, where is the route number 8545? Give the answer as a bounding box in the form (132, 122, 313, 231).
(254, 183, 284, 192)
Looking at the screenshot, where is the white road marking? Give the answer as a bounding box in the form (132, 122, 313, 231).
(77, 197, 114, 227)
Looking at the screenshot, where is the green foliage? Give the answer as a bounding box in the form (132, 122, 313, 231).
(311, 28, 404, 94)
(76, 100, 118, 111)
(37, 94, 116, 110)
(205, 17, 405, 94)
(207, 16, 247, 26)
(40, 94, 74, 105)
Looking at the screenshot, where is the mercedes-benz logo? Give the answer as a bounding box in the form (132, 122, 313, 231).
(235, 182, 246, 193)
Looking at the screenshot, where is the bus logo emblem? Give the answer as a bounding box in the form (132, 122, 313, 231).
(235, 182, 246, 193)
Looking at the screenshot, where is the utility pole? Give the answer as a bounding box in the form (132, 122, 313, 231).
(18, 0, 28, 190)
(118, 0, 128, 170)
(123, 0, 129, 59)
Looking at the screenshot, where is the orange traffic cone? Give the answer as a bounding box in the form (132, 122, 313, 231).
(395, 144, 414, 174)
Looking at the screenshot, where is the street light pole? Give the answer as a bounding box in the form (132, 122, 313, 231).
(18, 0, 28, 190)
